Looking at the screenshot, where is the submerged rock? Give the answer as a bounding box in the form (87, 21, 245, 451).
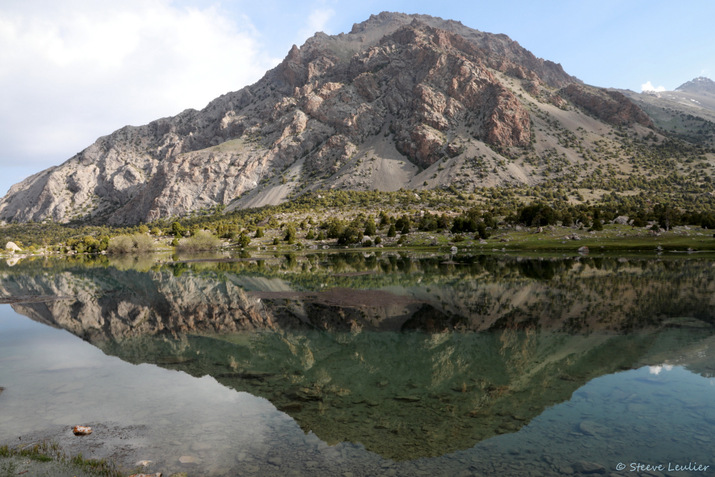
(571, 461, 606, 474)
(179, 455, 200, 465)
(72, 425, 92, 436)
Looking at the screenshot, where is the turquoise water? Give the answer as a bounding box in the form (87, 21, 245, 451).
(0, 253, 714, 476)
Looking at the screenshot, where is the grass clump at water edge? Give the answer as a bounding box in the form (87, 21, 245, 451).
(0, 442, 122, 477)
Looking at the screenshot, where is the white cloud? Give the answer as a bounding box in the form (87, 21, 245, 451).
(0, 0, 274, 194)
(298, 7, 336, 42)
(648, 364, 674, 375)
(641, 81, 667, 92)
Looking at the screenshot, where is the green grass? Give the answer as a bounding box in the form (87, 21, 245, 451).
(492, 225, 715, 252)
(382, 224, 715, 254)
(0, 442, 123, 477)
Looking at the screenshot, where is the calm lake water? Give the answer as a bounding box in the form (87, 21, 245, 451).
(0, 252, 714, 476)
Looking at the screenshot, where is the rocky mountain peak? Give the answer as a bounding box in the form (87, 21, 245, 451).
(676, 76, 715, 95)
(0, 12, 658, 226)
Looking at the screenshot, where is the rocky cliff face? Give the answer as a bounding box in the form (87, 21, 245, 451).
(0, 12, 659, 225)
(560, 84, 654, 127)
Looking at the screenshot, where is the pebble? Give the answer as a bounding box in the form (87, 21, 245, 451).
(72, 425, 93, 436)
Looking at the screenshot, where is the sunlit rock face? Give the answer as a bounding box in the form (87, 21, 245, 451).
(3, 12, 665, 226)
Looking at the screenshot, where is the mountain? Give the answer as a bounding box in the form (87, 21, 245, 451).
(676, 76, 715, 95)
(621, 76, 715, 147)
(0, 12, 704, 225)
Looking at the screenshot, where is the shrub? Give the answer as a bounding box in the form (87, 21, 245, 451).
(107, 233, 155, 254)
(171, 221, 186, 237)
(236, 233, 251, 248)
(176, 230, 222, 251)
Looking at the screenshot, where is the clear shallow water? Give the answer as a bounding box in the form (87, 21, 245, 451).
(0, 253, 714, 476)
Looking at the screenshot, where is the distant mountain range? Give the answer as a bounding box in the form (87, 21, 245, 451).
(0, 12, 713, 225)
(621, 76, 715, 146)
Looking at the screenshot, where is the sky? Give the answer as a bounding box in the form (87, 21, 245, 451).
(1, 0, 714, 197)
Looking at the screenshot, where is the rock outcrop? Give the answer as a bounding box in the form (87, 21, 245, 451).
(560, 83, 654, 127)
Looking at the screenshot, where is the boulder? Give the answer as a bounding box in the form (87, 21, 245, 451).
(5, 241, 21, 252)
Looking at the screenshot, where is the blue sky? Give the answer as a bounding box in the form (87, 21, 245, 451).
(1, 0, 714, 198)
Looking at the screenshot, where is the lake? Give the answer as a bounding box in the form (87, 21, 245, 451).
(1, 251, 714, 476)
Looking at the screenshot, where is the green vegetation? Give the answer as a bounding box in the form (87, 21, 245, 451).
(1, 188, 714, 257)
(176, 230, 223, 251)
(0, 442, 122, 477)
(107, 233, 155, 254)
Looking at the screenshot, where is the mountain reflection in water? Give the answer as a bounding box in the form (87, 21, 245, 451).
(1, 252, 714, 463)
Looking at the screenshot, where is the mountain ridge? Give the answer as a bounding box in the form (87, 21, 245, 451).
(676, 76, 715, 95)
(0, 12, 712, 226)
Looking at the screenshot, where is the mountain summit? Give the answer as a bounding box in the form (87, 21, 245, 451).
(676, 76, 715, 95)
(0, 12, 665, 225)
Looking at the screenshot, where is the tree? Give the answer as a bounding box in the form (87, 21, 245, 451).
(518, 203, 557, 227)
(171, 221, 186, 237)
(237, 233, 251, 248)
(395, 215, 411, 234)
(475, 222, 490, 240)
(284, 226, 297, 244)
(364, 217, 377, 236)
(337, 225, 363, 245)
(325, 218, 345, 239)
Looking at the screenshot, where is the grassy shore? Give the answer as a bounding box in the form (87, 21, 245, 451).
(0, 442, 123, 477)
(238, 222, 715, 254)
(1, 224, 713, 265)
